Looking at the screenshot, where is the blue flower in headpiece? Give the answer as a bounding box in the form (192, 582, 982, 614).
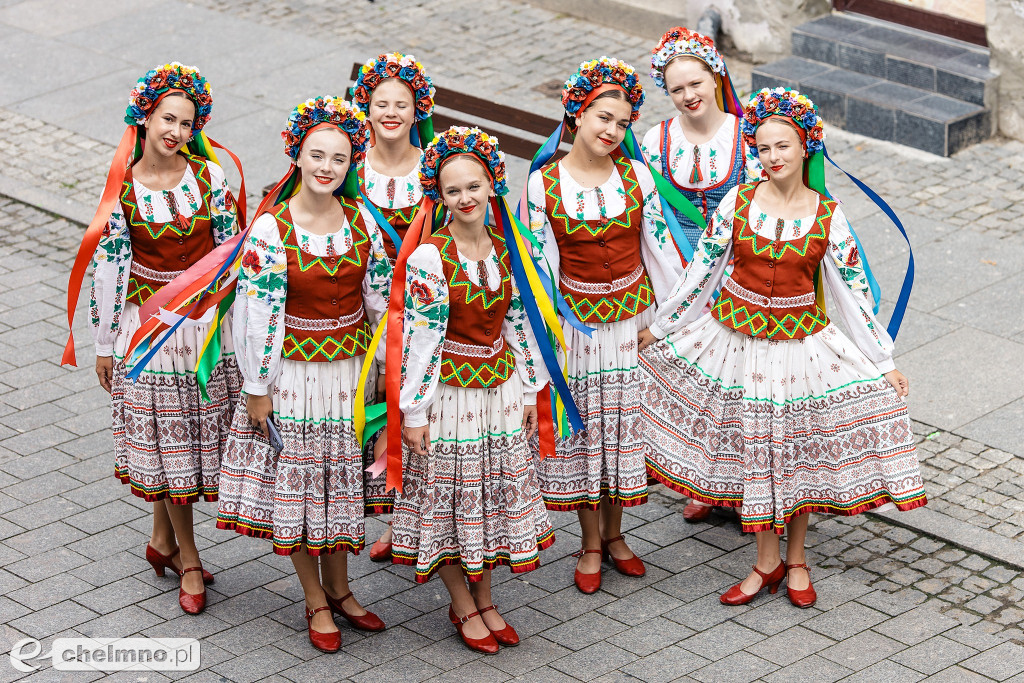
(398, 66, 417, 81)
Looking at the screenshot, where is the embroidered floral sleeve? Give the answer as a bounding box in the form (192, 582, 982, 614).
(640, 122, 663, 167)
(633, 161, 685, 303)
(650, 185, 737, 338)
(359, 208, 395, 369)
(526, 169, 561, 285)
(90, 210, 133, 356)
(743, 145, 764, 184)
(822, 205, 896, 373)
(232, 214, 288, 396)
(208, 161, 239, 245)
(399, 244, 449, 429)
(503, 283, 549, 404)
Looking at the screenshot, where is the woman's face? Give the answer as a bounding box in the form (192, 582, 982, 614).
(663, 57, 717, 120)
(755, 119, 805, 184)
(573, 95, 632, 158)
(144, 95, 196, 157)
(295, 127, 352, 196)
(369, 78, 415, 145)
(438, 156, 493, 226)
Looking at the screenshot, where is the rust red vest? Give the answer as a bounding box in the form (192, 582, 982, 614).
(357, 163, 419, 261)
(712, 182, 832, 339)
(275, 198, 373, 362)
(541, 156, 653, 324)
(424, 226, 516, 389)
(120, 154, 215, 306)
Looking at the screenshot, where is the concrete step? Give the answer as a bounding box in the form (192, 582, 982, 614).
(752, 56, 990, 156)
(791, 14, 996, 107)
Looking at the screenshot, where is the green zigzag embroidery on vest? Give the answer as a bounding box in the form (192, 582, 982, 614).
(733, 182, 833, 259)
(122, 154, 213, 239)
(281, 323, 373, 361)
(437, 226, 511, 309)
(543, 155, 642, 237)
(439, 345, 516, 388)
(277, 198, 369, 276)
(711, 298, 829, 339)
(563, 277, 654, 323)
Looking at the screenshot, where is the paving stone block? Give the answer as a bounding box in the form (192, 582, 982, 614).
(763, 653, 853, 683)
(549, 641, 636, 679)
(891, 635, 979, 675)
(210, 645, 303, 683)
(733, 595, 824, 636)
(542, 612, 628, 651)
(803, 601, 888, 640)
(530, 585, 615, 622)
(840, 658, 925, 682)
(342, 626, 433, 667)
(690, 650, 780, 683)
(596, 586, 683, 627)
(744, 625, 836, 667)
(961, 641, 1024, 680)
(819, 628, 906, 670)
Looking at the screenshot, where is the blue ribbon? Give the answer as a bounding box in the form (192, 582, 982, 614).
(357, 189, 404, 255)
(529, 120, 565, 176)
(823, 146, 913, 338)
(126, 229, 246, 381)
(495, 197, 585, 433)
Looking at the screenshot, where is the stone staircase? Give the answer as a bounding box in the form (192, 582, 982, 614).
(751, 13, 997, 156)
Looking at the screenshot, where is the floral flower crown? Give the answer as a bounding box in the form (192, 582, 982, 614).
(741, 87, 825, 156)
(650, 27, 725, 91)
(281, 96, 370, 162)
(125, 62, 213, 132)
(420, 126, 507, 201)
(561, 57, 644, 123)
(352, 52, 435, 122)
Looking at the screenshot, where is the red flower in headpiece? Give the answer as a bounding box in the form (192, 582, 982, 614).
(136, 96, 152, 110)
(179, 74, 194, 88)
(585, 70, 603, 87)
(567, 87, 588, 103)
(363, 71, 381, 89)
(416, 97, 431, 114)
(411, 73, 427, 90)
(611, 66, 627, 82)
(384, 62, 401, 77)
(744, 109, 759, 124)
(791, 102, 808, 117)
(479, 140, 495, 155)
(149, 73, 168, 91)
(354, 85, 370, 104)
(764, 96, 780, 111)
(809, 126, 823, 141)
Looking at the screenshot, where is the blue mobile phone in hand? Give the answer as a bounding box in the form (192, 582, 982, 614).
(266, 418, 284, 453)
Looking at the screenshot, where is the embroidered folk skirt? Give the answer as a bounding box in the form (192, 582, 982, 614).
(111, 302, 240, 504)
(534, 307, 654, 510)
(217, 356, 371, 555)
(639, 313, 927, 533)
(391, 376, 554, 583)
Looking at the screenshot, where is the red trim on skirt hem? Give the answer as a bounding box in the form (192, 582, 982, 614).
(393, 533, 557, 584)
(116, 473, 217, 504)
(216, 520, 364, 556)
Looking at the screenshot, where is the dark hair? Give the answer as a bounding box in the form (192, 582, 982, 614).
(564, 87, 630, 129)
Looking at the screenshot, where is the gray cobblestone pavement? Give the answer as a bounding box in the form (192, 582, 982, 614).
(1, 0, 1024, 680)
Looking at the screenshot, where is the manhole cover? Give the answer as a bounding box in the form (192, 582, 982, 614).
(534, 79, 564, 98)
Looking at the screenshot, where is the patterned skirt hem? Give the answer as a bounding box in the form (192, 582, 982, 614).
(542, 485, 648, 511)
(116, 472, 217, 505)
(393, 531, 556, 584)
(216, 519, 364, 556)
(364, 503, 394, 515)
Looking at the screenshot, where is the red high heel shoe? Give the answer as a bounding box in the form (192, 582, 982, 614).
(368, 538, 392, 563)
(178, 567, 207, 615)
(478, 604, 519, 646)
(305, 605, 341, 653)
(449, 605, 499, 655)
(601, 535, 646, 577)
(786, 563, 817, 608)
(720, 562, 786, 606)
(682, 501, 714, 523)
(325, 590, 385, 631)
(572, 547, 602, 594)
(146, 544, 214, 585)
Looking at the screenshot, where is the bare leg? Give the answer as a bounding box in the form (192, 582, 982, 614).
(469, 569, 506, 631)
(738, 530, 783, 595)
(576, 507, 602, 574)
(321, 551, 367, 616)
(439, 565, 489, 639)
(163, 503, 203, 595)
(599, 500, 635, 560)
(784, 513, 811, 590)
(292, 548, 338, 634)
(150, 500, 178, 562)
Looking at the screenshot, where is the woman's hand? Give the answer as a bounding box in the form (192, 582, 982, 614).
(246, 393, 274, 438)
(95, 355, 114, 394)
(637, 327, 657, 352)
(523, 405, 538, 440)
(403, 425, 431, 456)
(884, 369, 909, 398)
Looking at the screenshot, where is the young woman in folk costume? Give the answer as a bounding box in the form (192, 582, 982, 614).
(63, 63, 244, 615)
(526, 58, 685, 594)
(349, 52, 435, 562)
(216, 97, 392, 652)
(641, 28, 762, 524)
(387, 126, 560, 654)
(636, 88, 925, 608)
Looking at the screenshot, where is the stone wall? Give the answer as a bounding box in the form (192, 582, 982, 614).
(987, 0, 1024, 142)
(685, 0, 829, 62)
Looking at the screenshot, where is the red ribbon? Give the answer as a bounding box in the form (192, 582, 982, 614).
(536, 383, 555, 460)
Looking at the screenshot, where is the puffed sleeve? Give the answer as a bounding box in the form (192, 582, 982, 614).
(640, 121, 663, 167)
(526, 168, 560, 288)
(743, 143, 763, 184)
(233, 213, 288, 396)
(398, 244, 449, 428)
(822, 206, 896, 373)
(502, 282, 549, 405)
(649, 185, 737, 339)
(207, 161, 240, 245)
(358, 205, 394, 369)
(90, 209, 132, 356)
(632, 160, 685, 302)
